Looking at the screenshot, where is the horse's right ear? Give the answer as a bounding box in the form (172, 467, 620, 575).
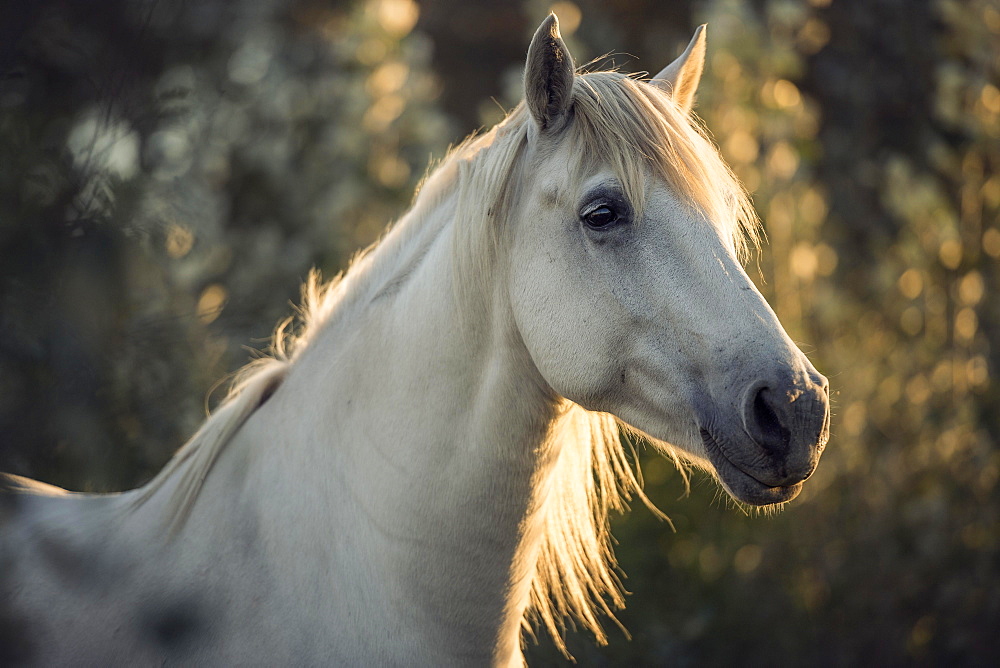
(650, 24, 707, 113)
(524, 14, 575, 134)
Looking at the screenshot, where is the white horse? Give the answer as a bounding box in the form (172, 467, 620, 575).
(0, 15, 829, 666)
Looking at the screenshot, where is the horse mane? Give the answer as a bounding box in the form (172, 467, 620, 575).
(134, 68, 756, 652)
(129, 358, 288, 532)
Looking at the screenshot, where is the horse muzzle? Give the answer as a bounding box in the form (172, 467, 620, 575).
(698, 370, 830, 506)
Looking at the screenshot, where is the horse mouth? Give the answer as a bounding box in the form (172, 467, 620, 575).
(700, 428, 802, 506)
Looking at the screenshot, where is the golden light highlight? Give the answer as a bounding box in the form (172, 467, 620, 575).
(197, 284, 228, 324)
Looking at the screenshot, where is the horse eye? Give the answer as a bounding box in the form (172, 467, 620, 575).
(583, 206, 619, 229)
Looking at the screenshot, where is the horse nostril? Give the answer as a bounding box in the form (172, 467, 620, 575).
(749, 387, 789, 454)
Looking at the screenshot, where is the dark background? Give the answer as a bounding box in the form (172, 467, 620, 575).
(1, 0, 998, 664)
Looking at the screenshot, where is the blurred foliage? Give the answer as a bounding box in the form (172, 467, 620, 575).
(0, 0, 451, 489)
(1, 0, 998, 665)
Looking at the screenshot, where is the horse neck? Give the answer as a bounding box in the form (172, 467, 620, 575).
(249, 193, 562, 663)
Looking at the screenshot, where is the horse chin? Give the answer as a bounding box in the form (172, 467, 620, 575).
(721, 476, 802, 507)
(700, 429, 803, 507)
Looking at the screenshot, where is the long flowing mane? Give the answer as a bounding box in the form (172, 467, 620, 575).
(137, 69, 758, 653)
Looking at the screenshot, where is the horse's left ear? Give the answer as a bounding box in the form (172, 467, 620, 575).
(524, 14, 575, 134)
(651, 24, 707, 113)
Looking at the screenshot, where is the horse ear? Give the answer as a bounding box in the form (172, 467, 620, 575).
(524, 14, 575, 134)
(650, 24, 707, 113)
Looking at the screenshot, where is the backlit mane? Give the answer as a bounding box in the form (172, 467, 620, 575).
(148, 69, 760, 654)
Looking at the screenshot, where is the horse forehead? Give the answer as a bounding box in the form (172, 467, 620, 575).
(644, 185, 691, 221)
(529, 146, 574, 200)
(533, 166, 625, 209)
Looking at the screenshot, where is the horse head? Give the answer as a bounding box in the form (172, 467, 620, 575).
(508, 15, 830, 506)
